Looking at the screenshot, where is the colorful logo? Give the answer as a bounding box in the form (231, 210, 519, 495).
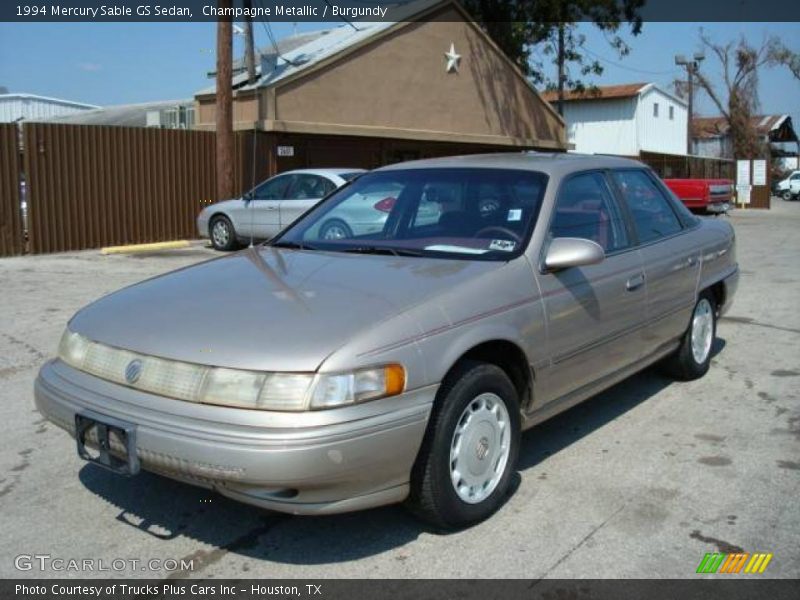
(696, 552, 773, 574)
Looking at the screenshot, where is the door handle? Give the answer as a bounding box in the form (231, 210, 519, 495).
(686, 256, 697, 266)
(265, 206, 278, 211)
(626, 273, 645, 291)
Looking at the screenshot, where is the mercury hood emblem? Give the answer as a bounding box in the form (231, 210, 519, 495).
(125, 359, 143, 384)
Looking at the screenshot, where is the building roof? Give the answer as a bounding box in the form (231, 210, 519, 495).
(0, 93, 99, 110)
(207, 28, 335, 78)
(692, 114, 796, 141)
(197, 0, 461, 96)
(39, 100, 192, 127)
(540, 82, 687, 106)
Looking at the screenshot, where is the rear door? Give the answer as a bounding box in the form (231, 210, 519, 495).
(610, 169, 701, 353)
(279, 174, 336, 228)
(538, 171, 647, 402)
(238, 173, 295, 239)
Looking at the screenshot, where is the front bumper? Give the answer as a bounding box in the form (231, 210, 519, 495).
(196, 213, 210, 239)
(35, 360, 435, 515)
(719, 265, 739, 317)
(706, 201, 730, 214)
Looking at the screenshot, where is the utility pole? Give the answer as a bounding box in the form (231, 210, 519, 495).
(675, 52, 705, 156)
(243, 0, 257, 84)
(216, 0, 234, 201)
(556, 22, 566, 117)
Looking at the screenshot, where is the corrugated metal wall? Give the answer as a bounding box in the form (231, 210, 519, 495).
(23, 123, 217, 253)
(0, 123, 24, 256)
(0, 96, 96, 123)
(636, 88, 688, 156)
(562, 98, 638, 155)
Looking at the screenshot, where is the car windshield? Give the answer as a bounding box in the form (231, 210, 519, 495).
(272, 168, 548, 260)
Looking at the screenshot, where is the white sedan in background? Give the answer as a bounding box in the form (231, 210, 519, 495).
(198, 168, 365, 250)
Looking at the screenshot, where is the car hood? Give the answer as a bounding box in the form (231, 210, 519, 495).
(69, 247, 498, 372)
(201, 198, 241, 212)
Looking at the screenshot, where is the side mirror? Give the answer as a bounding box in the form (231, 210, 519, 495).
(544, 237, 605, 272)
(243, 191, 253, 202)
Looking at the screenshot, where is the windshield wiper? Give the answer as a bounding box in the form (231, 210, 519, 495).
(270, 240, 318, 251)
(340, 245, 424, 257)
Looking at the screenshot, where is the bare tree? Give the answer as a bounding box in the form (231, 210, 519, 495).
(687, 30, 800, 159)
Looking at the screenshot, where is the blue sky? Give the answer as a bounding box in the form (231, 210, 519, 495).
(0, 20, 797, 125)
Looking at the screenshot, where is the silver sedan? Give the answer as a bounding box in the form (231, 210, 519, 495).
(197, 168, 365, 250)
(36, 153, 738, 528)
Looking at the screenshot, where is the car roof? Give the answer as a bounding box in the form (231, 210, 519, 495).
(373, 152, 646, 177)
(282, 168, 366, 178)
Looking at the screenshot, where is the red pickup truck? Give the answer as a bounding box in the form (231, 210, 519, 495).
(663, 178, 733, 214)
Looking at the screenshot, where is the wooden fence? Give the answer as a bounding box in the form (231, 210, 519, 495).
(640, 151, 735, 181)
(0, 124, 24, 256)
(22, 123, 218, 254)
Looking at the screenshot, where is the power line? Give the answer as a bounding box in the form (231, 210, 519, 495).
(582, 44, 680, 76)
(253, 0, 301, 67)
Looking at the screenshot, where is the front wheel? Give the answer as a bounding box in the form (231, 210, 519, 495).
(782, 190, 792, 201)
(319, 219, 353, 240)
(407, 361, 521, 529)
(661, 293, 717, 381)
(209, 215, 240, 251)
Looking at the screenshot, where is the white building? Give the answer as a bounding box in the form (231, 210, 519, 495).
(542, 82, 688, 156)
(0, 93, 99, 123)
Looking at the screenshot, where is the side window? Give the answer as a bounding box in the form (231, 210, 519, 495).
(611, 170, 683, 243)
(253, 174, 293, 200)
(550, 172, 630, 253)
(287, 175, 330, 200)
(320, 177, 337, 196)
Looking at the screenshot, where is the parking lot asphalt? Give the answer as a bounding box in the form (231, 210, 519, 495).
(1, 199, 798, 580)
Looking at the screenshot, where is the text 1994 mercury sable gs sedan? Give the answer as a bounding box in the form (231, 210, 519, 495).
(35, 153, 738, 528)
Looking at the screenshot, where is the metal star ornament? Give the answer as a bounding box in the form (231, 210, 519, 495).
(444, 43, 461, 73)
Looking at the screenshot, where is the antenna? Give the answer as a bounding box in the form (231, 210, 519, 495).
(249, 123, 258, 248)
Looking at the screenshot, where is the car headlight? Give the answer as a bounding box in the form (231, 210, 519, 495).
(57, 329, 404, 411)
(310, 365, 406, 409)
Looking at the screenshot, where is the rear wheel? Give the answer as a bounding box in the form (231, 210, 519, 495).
(407, 360, 520, 529)
(209, 215, 239, 251)
(661, 292, 717, 381)
(319, 219, 352, 240)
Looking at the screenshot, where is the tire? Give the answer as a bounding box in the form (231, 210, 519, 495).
(406, 360, 521, 529)
(209, 215, 239, 251)
(782, 190, 792, 201)
(319, 219, 352, 240)
(661, 292, 717, 381)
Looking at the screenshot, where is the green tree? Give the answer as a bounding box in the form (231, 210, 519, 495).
(463, 0, 644, 115)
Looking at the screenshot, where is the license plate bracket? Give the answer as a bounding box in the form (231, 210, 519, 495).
(75, 412, 140, 476)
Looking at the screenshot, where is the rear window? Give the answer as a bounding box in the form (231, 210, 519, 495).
(340, 172, 364, 182)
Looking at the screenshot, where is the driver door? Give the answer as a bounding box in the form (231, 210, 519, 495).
(237, 174, 295, 240)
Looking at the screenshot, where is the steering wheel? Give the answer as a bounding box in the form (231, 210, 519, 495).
(473, 226, 522, 243)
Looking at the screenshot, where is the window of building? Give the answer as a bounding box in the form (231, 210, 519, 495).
(669, 106, 674, 120)
(653, 102, 659, 118)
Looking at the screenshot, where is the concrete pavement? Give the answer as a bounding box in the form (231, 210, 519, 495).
(1, 201, 798, 579)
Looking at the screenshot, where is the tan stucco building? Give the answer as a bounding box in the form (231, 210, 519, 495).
(194, 0, 566, 174)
